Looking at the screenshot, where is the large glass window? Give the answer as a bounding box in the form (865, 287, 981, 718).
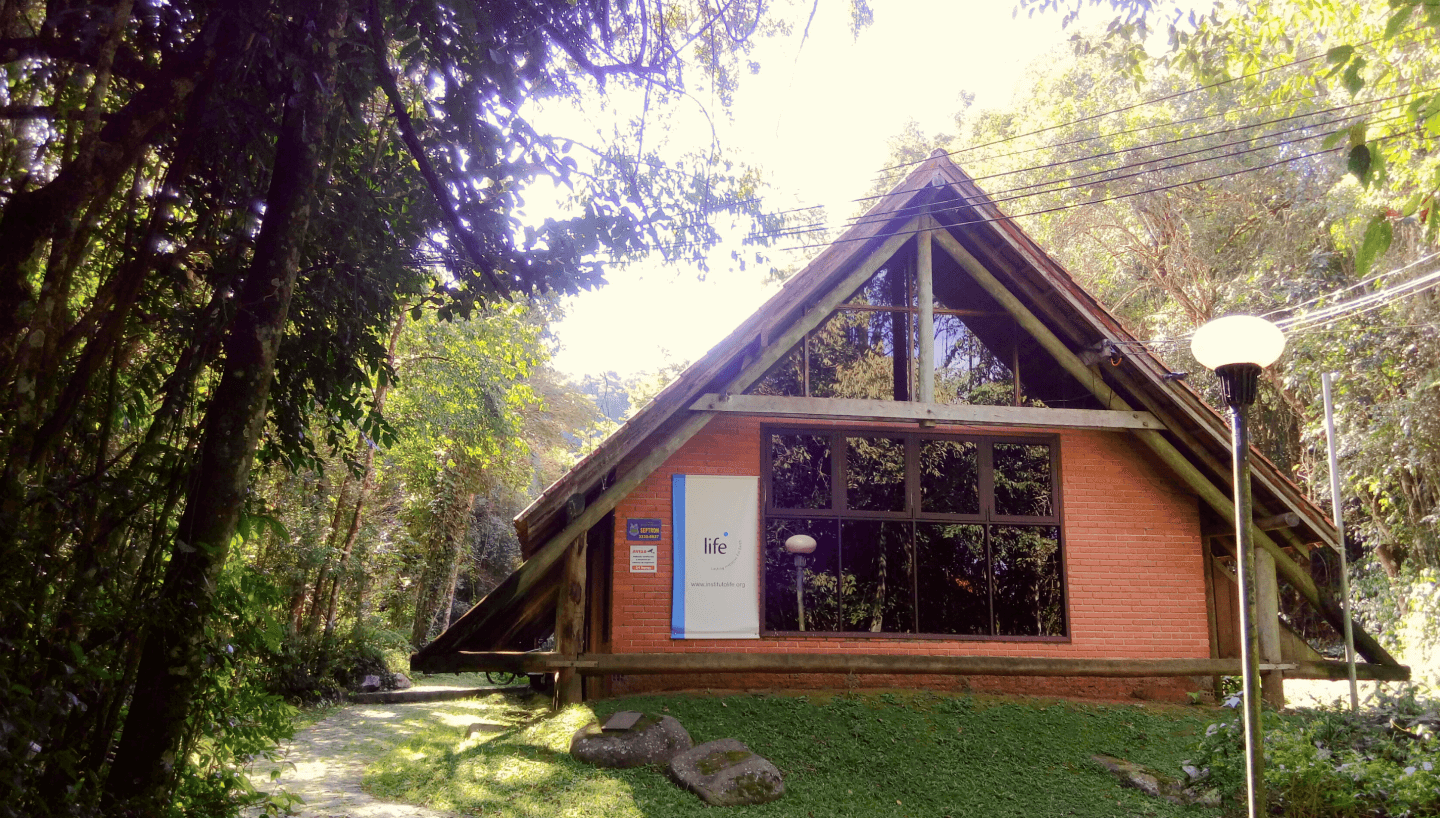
(763, 428, 1065, 638)
(750, 260, 1024, 405)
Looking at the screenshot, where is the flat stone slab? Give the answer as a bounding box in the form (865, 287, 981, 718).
(1092, 754, 1219, 807)
(603, 710, 643, 732)
(571, 714, 692, 768)
(668, 738, 784, 806)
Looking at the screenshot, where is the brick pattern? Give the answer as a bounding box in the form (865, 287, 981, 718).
(607, 415, 1209, 700)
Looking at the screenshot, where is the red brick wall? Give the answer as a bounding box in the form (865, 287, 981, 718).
(606, 414, 1209, 700)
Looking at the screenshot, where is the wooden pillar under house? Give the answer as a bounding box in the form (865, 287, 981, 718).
(554, 495, 588, 708)
(1255, 547, 1286, 707)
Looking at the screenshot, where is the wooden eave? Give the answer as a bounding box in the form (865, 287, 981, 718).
(417, 151, 1363, 666)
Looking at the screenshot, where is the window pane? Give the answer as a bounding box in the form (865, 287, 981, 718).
(919, 439, 980, 514)
(991, 526, 1064, 637)
(764, 518, 841, 632)
(846, 264, 911, 308)
(750, 347, 804, 397)
(847, 436, 906, 512)
(993, 443, 1053, 517)
(840, 521, 915, 633)
(808, 309, 900, 401)
(932, 315, 1015, 406)
(915, 523, 989, 635)
(770, 433, 831, 510)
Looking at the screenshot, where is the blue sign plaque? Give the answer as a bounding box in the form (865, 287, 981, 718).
(626, 518, 662, 541)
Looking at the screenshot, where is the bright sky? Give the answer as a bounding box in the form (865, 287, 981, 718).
(544, 2, 1136, 381)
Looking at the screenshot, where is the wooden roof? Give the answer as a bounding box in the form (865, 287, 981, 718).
(413, 151, 1388, 669)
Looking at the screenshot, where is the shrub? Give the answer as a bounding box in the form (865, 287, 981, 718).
(1194, 687, 1440, 816)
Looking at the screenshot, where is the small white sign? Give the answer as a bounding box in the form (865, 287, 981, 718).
(629, 544, 658, 573)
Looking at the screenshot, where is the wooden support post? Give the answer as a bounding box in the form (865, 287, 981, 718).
(1255, 547, 1285, 708)
(917, 216, 935, 408)
(553, 534, 587, 708)
(1202, 535, 1223, 701)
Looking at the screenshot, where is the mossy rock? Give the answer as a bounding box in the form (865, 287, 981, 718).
(668, 739, 784, 806)
(570, 713, 691, 768)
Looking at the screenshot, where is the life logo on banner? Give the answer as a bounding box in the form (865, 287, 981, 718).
(670, 474, 759, 639)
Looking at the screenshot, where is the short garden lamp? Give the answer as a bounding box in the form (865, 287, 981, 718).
(1191, 314, 1286, 818)
(784, 534, 816, 632)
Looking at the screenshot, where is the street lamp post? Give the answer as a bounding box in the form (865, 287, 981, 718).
(1192, 314, 1287, 818)
(784, 534, 816, 631)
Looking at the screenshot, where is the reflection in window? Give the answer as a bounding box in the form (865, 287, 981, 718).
(847, 437, 906, 512)
(915, 523, 988, 635)
(807, 310, 900, 401)
(920, 439, 979, 514)
(770, 433, 831, 509)
(764, 518, 840, 632)
(841, 521, 915, 633)
(765, 429, 1065, 638)
(751, 347, 804, 397)
(993, 443, 1052, 517)
(991, 526, 1064, 636)
(744, 262, 1022, 405)
(933, 315, 1014, 406)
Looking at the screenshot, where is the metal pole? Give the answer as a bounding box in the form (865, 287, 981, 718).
(1230, 403, 1267, 817)
(795, 555, 806, 632)
(1322, 372, 1360, 711)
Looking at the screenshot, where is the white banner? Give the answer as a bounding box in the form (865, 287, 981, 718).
(671, 475, 759, 639)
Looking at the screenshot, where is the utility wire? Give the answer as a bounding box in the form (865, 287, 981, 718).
(1279, 269, 1440, 333)
(660, 92, 1422, 247)
(652, 128, 1382, 257)
(874, 30, 1408, 179)
(1109, 260, 1440, 353)
(823, 108, 1410, 237)
(1260, 251, 1440, 321)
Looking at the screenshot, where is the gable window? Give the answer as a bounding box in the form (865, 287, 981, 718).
(752, 255, 1024, 406)
(762, 427, 1066, 638)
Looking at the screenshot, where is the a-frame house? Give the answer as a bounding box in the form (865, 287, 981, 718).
(412, 151, 1407, 705)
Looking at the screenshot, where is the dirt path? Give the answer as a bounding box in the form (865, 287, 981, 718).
(249, 695, 494, 818)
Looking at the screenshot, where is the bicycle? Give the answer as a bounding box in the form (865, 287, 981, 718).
(484, 670, 524, 686)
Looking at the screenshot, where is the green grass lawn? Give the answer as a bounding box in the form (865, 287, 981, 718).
(362, 690, 1222, 818)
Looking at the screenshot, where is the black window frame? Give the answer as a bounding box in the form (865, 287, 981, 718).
(761, 424, 1069, 641)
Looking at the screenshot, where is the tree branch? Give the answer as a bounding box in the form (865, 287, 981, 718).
(367, 3, 507, 299)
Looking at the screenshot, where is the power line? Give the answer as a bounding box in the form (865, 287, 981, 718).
(1280, 268, 1440, 333)
(675, 130, 1375, 256)
(874, 29, 1412, 180)
(1110, 259, 1440, 352)
(827, 108, 1408, 237)
(1261, 251, 1440, 321)
(663, 91, 1421, 246)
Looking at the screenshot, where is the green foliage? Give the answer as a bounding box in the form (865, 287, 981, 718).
(363, 691, 1216, 817)
(0, 0, 801, 812)
(168, 564, 298, 818)
(1194, 689, 1440, 816)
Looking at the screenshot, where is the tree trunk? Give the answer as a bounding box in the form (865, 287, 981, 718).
(101, 4, 344, 805)
(322, 311, 405, 638)
(410, 456, 477, 646)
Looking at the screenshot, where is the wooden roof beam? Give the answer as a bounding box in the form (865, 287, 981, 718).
(689, 393, 1162, 431)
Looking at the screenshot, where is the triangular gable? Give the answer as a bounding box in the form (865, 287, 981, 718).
(413, 152, 1397, 669)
